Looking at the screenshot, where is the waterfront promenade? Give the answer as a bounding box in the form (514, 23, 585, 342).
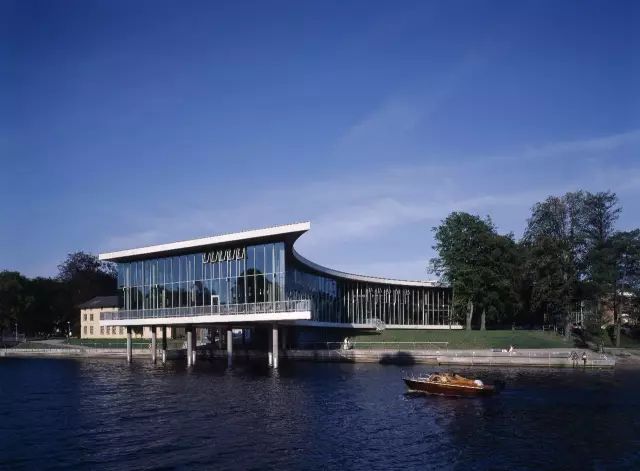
(1, 340, 621, 367)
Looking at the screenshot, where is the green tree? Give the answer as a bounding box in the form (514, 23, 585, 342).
(476, 233, 521, 329)
(609, 230, 640, 346)
(0, 271, 32, 338)
(524, 236, 576, 334)
(523, 192, 595, 336)
(431, 212, 518, 330)
(579, 192, 621, 331)
(23, 277, 71, 336)
(57, 252, 116, 333)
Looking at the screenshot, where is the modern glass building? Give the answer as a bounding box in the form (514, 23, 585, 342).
(99, 222, 455, 353)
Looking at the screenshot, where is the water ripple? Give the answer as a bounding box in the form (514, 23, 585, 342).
(1, 358, 639, 470)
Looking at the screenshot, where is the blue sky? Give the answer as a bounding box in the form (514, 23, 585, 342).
(2, 0, 639, 280)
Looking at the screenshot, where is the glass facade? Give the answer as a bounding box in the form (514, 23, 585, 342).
(115, 238, 451, 327)
(286, 266, 451, 326)
(117, 242, 286, 311)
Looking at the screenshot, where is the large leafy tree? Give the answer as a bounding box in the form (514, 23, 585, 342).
(431, 212, 518, 330)
(523, 192, 587, 336)
(609, 230, 640, 345)
(23, 277, 72, 336)
(579, 192, 621, 326)
(524, 236, 576, 333)
(0, 271, 32, 337)
(476, 233, 520, 329)
(56, 252, 116, 332)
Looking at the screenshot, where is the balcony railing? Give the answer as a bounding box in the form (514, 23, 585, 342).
(100, 299, 311, 321)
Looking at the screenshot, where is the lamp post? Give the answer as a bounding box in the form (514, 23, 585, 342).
(15, 322, 18, 341)
(67, 321, 71, 338)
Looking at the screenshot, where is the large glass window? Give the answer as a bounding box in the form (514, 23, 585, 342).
(117, 242, 290, 313)
(255, 246, 265, 274)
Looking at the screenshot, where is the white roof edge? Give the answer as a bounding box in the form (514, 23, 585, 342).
(291, 248, 443, 288)
(99, 222, 311, 261)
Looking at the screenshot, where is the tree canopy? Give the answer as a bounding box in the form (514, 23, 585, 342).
(431, 190, 640, 342)
(431, 213, 519, 330)
(0, 252, 115, 338)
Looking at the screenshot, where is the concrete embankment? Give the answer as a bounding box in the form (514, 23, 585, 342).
(0, 348, 181, 360)
(2, 347, 617, 367)
(203, 347, 615, 368)
(280, 348, 616, 368)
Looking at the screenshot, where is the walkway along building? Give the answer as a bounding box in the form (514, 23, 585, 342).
(98, 222, 455, 367)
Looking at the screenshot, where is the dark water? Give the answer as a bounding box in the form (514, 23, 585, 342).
(1, 358, 639, 471)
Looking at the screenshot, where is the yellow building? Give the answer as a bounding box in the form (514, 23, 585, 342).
(79, 296, 178, 339)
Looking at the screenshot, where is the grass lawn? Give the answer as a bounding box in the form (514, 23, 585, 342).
(350, 329, 572, 349)
(618, 334, 640, 349)
(593, 331, 640, 349)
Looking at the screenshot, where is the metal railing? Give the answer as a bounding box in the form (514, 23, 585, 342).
(101, 299, 311, 321)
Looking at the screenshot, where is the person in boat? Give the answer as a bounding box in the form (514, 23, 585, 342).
(430, 373, 484, 388)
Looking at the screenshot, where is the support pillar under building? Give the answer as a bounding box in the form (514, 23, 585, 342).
(151, 326, 157, 364)
(161, 326, 167, 365)
(126, 326, 132, 363)
(227, 328, 233, 367)
(192, 327, 197, 366)
(186, 327, 193, 367)
(268, 328, 273, 367)
(272, 324, 279, 369)
(209, 328, 216, 358)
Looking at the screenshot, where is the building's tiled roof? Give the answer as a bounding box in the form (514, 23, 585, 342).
(78, 296, 119, 309)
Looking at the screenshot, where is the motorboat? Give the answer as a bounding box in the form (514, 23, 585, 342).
(403, 372, 500, 397)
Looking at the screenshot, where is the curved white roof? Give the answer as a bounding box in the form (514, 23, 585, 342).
(99, 221, 443, 287)
(99, 222, 310, 261)
(291, 248, 441, 288)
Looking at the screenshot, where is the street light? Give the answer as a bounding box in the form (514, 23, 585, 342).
(67, 321, 71, 338)
(15, 322, 18, 342)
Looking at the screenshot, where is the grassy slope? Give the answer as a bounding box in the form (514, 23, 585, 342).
(350, 329, 572, 349)
(598, 332, 640, 349)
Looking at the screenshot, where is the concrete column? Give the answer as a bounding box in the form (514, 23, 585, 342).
(192, 327, 197, 366)
(186, 327, 193, 367)
(151, 326, 157, 364)
(272, 324, 279, 369)
(209, 328, 216, 358)
(217, 327, 223, 349)
(161, 326, 167, 365)
(268, 328, 273, 367)
(126, 326, 132, 363)
(227, 328, 233, 367)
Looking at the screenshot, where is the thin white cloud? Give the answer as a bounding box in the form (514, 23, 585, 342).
(507, 128, 640, 162)
(100, 126, 640, 282)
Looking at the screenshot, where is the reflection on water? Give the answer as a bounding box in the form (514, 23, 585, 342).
(0, 358, 638, 470)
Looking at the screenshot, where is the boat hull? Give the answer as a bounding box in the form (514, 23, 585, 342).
(403, 378, 496, 397)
